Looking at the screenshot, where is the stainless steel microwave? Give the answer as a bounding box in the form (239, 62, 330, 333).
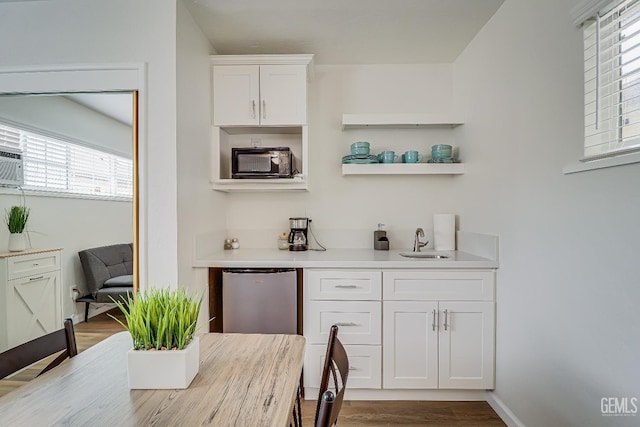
(231, 147, 293, 178)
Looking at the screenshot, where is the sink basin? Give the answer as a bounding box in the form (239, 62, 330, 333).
(399, 252, 449, 259)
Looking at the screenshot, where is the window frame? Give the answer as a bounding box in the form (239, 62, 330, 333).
(0, 119, 133, 202)
(566, 0, 640, 173)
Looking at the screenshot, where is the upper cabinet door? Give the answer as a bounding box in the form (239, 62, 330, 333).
(259, 65, 307, 126)
(212, 65, 260, 126)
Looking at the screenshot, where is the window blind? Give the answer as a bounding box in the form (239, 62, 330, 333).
(584, 0, 640, 160)
(0, 122, 132, 199)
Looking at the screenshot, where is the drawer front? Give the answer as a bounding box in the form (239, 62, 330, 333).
(306, 269, 381, 301)
(7, 251, 61, 280)
(305, 344, 381, 389)
(305, 301, 381, 345)
(383, 270, 495, 301)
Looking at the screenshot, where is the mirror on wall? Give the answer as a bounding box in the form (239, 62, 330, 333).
(0, 91, 138, 350)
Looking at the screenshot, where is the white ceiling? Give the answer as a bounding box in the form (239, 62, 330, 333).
(184, 0, 505, 64)
(64, 93, 133, 126)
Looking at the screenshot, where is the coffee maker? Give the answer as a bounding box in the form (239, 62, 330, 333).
(288, 217, 309, 251)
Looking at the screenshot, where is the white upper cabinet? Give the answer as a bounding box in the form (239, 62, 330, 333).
(212, 65, 260, 126)
(211, 55, 312, 127)
(259, 65, 307, 125)
(209, 55, 314, 191)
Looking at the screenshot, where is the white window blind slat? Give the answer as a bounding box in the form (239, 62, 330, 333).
(583, 0, 640, 160)
(0, 122, 132, 199)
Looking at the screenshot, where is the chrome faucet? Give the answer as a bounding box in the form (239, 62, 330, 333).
(413, 228, 428, 252)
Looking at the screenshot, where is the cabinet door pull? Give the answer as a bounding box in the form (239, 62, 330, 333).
(443, 309, 449, 331)
(29, 276, 44, 281)
(432, 309, 437, 331)
(335, 322, 358, 327)
(348, 365, 358, 371)
(262, 100, 266, 119)
(251, 100, 256, 118)
(334, 284, 357, 289)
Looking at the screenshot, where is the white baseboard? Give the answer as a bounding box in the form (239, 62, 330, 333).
(305, 388, 489, 401)
(486, 391, 526, 427)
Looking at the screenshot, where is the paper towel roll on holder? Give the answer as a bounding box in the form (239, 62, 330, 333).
(433, 213, 456, 251)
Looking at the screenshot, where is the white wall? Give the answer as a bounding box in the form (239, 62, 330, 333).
(0, 0, 180, 288)
(225, 64, 466, 250)
(176, 1, 225, 325)
(454, 1, 640, 426)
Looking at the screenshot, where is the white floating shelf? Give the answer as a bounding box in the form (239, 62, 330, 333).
(342, 163, 465, 175)
(342, 113, 464, 130)
(212, 178, 308, 192)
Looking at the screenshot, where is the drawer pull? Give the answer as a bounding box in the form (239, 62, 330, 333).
(348, 365, 358, 371)
(335, 322, 358, 327)
(32, 263, 39, 266)
(334, 284, 358, 289)
(29, 276, 45, 281)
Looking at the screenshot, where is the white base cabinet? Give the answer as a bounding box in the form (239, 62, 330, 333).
(304, 268, 496, 395)
(304, 269, 382, 390)
(0, 249, 62, 352)
(383, 300, 495, 389)
(382, 270, 495, 390)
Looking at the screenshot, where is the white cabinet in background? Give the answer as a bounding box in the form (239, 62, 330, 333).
(0, 249, 62, 352)
(382, 270, 495, 390)
(304, 269, 382, 390)
(210, 55, 314, 192)
(304, 268, 496, 393)
(383, 300, 494, 389)
(212, 60, 310, 126)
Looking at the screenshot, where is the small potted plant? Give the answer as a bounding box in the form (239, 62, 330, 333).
(110, 288, 202, 389)
(5, 205, 30, 252)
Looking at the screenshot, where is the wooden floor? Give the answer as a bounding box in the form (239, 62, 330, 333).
(0, 309, 505, 426)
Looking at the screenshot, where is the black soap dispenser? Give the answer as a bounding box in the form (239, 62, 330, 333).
(374, 223, 389, 250)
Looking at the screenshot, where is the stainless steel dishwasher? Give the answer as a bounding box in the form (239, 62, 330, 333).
(222, 268, 297, 334)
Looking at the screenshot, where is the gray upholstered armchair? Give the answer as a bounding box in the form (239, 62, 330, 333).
(77, 243, 134, 321)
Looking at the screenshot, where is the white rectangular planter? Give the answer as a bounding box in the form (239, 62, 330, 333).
(127, 336, 199, 389)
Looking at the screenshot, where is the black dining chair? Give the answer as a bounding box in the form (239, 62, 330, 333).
(314, 324, 349, 427)
(0, 318, 77, 379)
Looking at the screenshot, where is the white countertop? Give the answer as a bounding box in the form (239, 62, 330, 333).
(193, 248, 498, 269)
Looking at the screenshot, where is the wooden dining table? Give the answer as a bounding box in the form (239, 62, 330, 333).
(0, 331, 306, 426)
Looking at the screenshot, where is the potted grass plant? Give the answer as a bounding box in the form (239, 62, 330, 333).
(5, 205, 30, 252)
(110, 288, 202, 389)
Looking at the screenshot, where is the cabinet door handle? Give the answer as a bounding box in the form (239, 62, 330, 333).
(443, 309, 449, 331)
(29, 275, 44, 281)
(251, 100, 256, 118)
(432, 309, 437, 331)
(348, 365, 358, 371)
(335, 322, 358, 327)
(334, 284, 357, 289)
(262, 99, 266, 119)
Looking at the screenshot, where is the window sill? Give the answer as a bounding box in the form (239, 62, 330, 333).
(563, 151, 640, 174)
(0, 186, 132, 202)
